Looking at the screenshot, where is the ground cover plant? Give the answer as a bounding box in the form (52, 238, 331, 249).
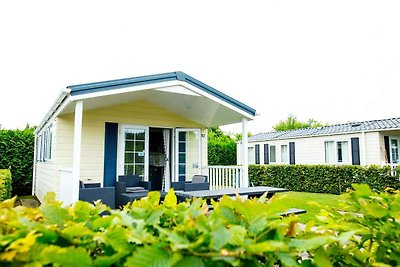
(0, 185, 399, 266)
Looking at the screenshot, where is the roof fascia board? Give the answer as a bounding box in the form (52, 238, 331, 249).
(68, 72, 178, 96)
(69, 80, 181, 101)
(249, 128, 400, 143)
(35, 91, 71, 135)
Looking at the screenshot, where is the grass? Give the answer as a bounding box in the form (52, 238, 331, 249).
(267, 191, 340, 223)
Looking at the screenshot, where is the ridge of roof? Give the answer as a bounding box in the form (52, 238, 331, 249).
(249, 117, 400, 142)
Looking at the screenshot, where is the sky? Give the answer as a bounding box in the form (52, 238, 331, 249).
(1, 1, 399, 134)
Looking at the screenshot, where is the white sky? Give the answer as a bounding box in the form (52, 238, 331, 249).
(1, 1, 399, 134)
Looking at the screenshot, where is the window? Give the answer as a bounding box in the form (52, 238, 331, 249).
(390, 138, 399, 164)
(337, 141, 349, 163)
(36, 125, 53, 162)
(248, 147, 255, 164)
(270, 145, 276, 163)
(255, 144, 260, 164)
(281, 144, 288, 163)
(324, 140, 349, 164)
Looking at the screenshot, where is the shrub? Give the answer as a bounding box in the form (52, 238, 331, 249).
(0, 186, 399, 266)
(0, 127, 34, 196)
(0, 169, 12, 201)
(250, 164, 400, 194)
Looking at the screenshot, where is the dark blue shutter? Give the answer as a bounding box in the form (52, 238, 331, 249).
(255, 144, 260, 164)
(351, 137, 361, 165)
(289, 142, 295, 165)
(264, 144, 269, 164)
(103, 122, 118, 187)
(384, 136, 390, 163)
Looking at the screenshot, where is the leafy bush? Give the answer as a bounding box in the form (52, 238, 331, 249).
(1, 186, 399, 266)
(208, 127, 237, 166)
(0, 127, 34, 196)
(0, 169, 12, 201)
(250, 164, 400, 194)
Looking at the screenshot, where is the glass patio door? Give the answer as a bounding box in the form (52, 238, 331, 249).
(175, 129, 201, 182)
(119, 125, 149, 181)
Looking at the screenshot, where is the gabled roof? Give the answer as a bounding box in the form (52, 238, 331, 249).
(249, 117, 400, 142)
(36, 71, 256, 134)
(67, 71, 256, 117)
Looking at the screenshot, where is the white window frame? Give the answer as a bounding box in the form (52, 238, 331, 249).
(118, 124, 150, 181)
(280, 144, 289, 164)
(389, 137, 400, 164)
(324, 140, 351, 164)
(36, 124, 53, 162)
(270, 145, 277, 163)
(175, 128, 202, 182)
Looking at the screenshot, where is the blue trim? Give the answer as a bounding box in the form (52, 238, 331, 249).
(103, 122, 118, 187)
(67, 71, 256, 117)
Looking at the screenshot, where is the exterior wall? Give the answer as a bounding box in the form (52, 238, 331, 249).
(34, 120, 58, 203)
(245, 132, 369, 166)
(56, 99, 205, 186)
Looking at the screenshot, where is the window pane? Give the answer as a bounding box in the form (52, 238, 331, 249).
(124, 153, 134, 164)
(135, 152, 144, 164)
(248, 147, 255, 164)
(134, 165, 144, 177)
(281, 145, 288, 163)
(337, 141, 349, 163)
(325, 141, 335, 163)
(391, 139, 399, 163)
(270, 146, 276, 162)
(135, 141, 144, 151)
(176, 129, 200, 182)
(125, 141, 135, 151)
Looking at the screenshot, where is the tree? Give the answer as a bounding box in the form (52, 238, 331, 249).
(273, 114, 323, 131)
(208, 127, 237, 165)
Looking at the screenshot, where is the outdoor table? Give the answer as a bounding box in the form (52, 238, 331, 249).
(175, 186, 288, 202)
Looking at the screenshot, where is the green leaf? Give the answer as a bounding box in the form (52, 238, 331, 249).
(147, 191, 161, 205)
(164, 189, 177, 209)
(174, 256, 205, 267)
(104, 227, 130, 252)
(73, 201, 93, 222)
(125, 246, 173, 267)
(314, 247, 332, 267)
(40, 204, 70, 227)
(211, 225, 231, 250)
(289, 237, 330, 251)
(277, 252, 298, 267)
(41, 246, 92, 267)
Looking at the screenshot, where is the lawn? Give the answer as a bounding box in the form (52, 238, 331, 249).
(267, 191, 340, 223)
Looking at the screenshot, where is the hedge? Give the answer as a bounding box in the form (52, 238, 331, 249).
(0, 169, 11, 201)
(0, 127, 34, 196)
(249, 164, 400, 194)
(1, 186, 400, 266)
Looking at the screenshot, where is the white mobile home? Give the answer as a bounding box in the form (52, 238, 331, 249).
(238, 118, 400, 170)
(33, 72, 256, 204)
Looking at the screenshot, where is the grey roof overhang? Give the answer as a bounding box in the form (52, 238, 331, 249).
(67, 71, 256, 117)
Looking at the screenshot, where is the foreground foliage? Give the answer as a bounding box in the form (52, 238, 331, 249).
(250, 164, 400, 194)
(0, 185, 399, 266)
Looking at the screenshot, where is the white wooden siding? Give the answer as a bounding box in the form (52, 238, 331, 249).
(34, 120, 58, 203)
